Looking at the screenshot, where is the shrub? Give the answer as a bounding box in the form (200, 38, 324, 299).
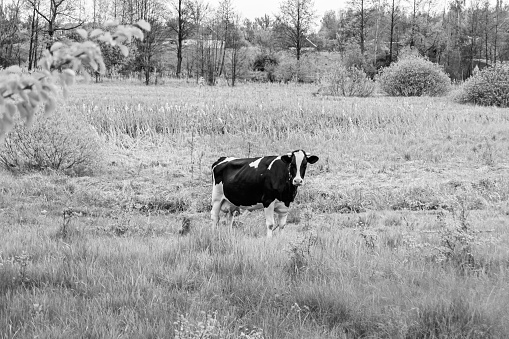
(274, 56, 316, 83)
(317, 65, 375, 97)
(0, 110, 103, 176)
(342, 43, 376, 78)
(457, 63, 509, 107)
(377, 55, 450, 96)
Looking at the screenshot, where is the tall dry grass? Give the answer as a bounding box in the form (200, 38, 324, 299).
(1, 81, 509, 338)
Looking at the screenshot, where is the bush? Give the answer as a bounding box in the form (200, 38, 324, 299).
(457, 63, 509, 107)
(274, 56, 316, 83)
(317, 65, 375, 97)
(0, 110, 103, 176)
(252, 53, 278, 82)
(377, 55, 450, 96)
(342, 43, 376, 78)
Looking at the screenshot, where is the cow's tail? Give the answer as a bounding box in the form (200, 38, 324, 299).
(211, 157, 227, 169)
(211, 157, 226, 185)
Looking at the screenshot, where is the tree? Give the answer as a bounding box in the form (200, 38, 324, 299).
(169, 0, 194, 78)
(0, 0, 24, 68)
(348, 0, 367, 53)
(0, 21, 150, 141)
(26, 0, 41, 70)
(275, 0, 316, 60)
(25, 0, 85, 49)
(127, 0, 168, 85)
(253, 15, 278, 55)
(319, 10, 339, 40)
(217, 0, 234, 77)
(389, 0, 400, 63)
(183, 0, 209, 81)
(226, 14, 248, 86)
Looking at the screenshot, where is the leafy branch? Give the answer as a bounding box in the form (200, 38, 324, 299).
(0, 20, 151, 141)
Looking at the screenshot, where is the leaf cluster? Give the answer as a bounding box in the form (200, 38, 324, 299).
(0, 20, 151, 141)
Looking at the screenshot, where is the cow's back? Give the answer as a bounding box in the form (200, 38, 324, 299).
(212, 156, 279, 207)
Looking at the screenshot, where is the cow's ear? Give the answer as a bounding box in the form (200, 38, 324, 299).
(281, 154, 292, 164)
(307, 155, 319, 164)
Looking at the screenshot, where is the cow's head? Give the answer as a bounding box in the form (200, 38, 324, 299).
(281, 150, 319, 186)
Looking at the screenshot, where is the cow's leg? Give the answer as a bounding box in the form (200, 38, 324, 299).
(277, 212, 288, 234)
(211, 200, 221, 227)
(274, 202, 289, 235)
(225, 211, 235, 229)
(264, 201, 276, 237)
(211, 183, 224, 227)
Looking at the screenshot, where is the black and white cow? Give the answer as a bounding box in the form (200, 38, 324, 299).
(211, 150, 319, 237)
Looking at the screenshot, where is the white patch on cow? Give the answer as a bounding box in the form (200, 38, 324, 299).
(293, 150, 305, 185)
(268, 156, 281, 170)
(249, 157, 262, 168)
(213, 157, 237, 170)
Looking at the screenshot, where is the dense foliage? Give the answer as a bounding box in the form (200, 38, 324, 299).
(458, 63, 509, 107)
(378, 55, 451, 97)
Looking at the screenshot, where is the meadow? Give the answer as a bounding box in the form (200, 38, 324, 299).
(1, 80, 509, 338)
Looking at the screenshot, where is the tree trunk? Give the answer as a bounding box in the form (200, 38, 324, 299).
(410, 0, 416, 46)
(176, 0, 183, 78)
(485, 4, 488, 66)
(296, 1, 301, 61)
(219, 21, 228, 76)
(360, 0, 365, 53)
(33, 16, 39, 69)
(494, 0, 499, 63)
(389, 0, 395, 63)
(28, 9, 36, 71)
(374, 0, 381, 64)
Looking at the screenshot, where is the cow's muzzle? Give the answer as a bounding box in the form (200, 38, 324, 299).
(292, 178, 303, 186)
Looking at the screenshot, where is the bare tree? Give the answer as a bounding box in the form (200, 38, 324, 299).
(27, 0, 41, 70)
(169, 0, 193, 78)
(25, 0, 85, 49)
(275, 0, 316, 60)
(134, 0, 168, 84)
(188, 0, 208, 82)
(217, 0, 234, 77)
(227, 13, 247, 86)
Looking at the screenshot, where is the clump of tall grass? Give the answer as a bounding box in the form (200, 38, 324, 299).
(407, 298, 495, 338)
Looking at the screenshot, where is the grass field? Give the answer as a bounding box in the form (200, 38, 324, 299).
(2, 80, 509, 338)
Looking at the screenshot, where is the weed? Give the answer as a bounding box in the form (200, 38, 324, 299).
(13, 251, 31, 285)
(174, 311, 231, 339)
(285, 231, 318, 281)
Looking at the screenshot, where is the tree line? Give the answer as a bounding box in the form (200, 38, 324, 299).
(1, 0, 508, 83)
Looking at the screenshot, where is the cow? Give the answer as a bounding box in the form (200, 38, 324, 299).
(211, 150, 319, 237)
